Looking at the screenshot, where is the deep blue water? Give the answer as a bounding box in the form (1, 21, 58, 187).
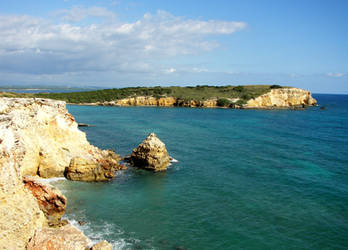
(53, 94, 348, 249)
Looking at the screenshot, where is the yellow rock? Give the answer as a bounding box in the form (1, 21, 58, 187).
(245, 88, 317, 108)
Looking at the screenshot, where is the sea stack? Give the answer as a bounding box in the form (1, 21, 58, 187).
(130, 133, 170, 171)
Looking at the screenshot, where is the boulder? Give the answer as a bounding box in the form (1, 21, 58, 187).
(26, 224, 91, 250)
(65, 150, 122, 182)
(23, 176, 67, 227)
(130, 133, 170, 171)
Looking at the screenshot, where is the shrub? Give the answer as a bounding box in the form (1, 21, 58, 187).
(233, 86, 244, 92)
(270, 85, 282, 89)
(217, 98, 232, 107)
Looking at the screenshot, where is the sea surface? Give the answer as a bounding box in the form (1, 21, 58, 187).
(52, 94, 348, 250)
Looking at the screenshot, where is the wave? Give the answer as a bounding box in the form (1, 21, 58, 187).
(170, 157, 179, 163)
(66, 217, 145, 249)
(38, 177, 66, 185)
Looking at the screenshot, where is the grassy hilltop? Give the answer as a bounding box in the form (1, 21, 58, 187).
(0, 85, 283, 106)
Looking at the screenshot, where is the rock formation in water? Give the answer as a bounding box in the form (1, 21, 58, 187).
(245, 88, 317, 108)
(66, 150, 123, 181)
(130, 133, 170, 171)
(0, 97, 116, 249)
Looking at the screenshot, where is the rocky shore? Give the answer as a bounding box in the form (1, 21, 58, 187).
(0, 98, 118, 249)
(0, 88, 316, 248)
(74, 87, 317, 109)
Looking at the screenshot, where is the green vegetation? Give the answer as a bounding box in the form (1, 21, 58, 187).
(0, 85, 283, 105)
(270, 84, 282, 89)
(217, 98, 232, 107)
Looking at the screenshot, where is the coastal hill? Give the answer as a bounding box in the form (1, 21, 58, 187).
(0, 85, 317, 108)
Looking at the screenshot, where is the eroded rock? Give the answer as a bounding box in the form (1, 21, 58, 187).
(245, 88, 317, 108)
(130, 133, 170, 171)
(26, 224, 91, 250)
(23, 176, 67, 226)
(66, 150, 122, 181)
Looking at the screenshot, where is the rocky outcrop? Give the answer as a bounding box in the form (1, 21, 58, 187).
(98, 96, 218, 108)
(66, 150, 123, 181)
(130, 133, 170, 171)
(0, 149, 46, 249)
(0, 97, 122, 248)
(26, 224, 91, 250)
(0, 98, 121, 179)
(245, 88, 317, 108)
(93, 87, 317, 109)
(23, 176, 67, 226)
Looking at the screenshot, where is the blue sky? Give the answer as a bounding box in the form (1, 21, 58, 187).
(0, 0, 347, 93)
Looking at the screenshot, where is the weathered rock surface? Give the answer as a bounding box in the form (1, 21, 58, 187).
(23, 176, 67, 226)
(0, 97, 121, 248)
(94, 88, 316, 109)
(0, 97, 121, 179)
(26, 224, 91, 250)
(245, 88, 317, 108)
(0, 121, 47, 249)
(91, 240, 113, 250)
(66, 150, 122, 181)
(99, 96, 218, 108)
(130, 133, 170, 171)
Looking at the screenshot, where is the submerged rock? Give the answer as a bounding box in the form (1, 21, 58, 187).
(23, 176, 67, 227)
(26, 224, 91, 250)
(130, 133, 170, 171)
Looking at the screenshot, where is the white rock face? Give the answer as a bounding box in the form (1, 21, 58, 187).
(245, 88, 317, 108)
(0, 97, 119, 248)
(0, 98, 115, 178)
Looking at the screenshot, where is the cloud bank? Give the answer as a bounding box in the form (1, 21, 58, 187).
(0, 7, 246, 84)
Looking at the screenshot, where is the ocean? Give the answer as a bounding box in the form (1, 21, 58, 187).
(52, 94, 348, 249)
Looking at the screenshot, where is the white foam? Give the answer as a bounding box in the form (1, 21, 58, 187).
(66, 217, 137, 250)
(39, 177, 66, 185)
(170, 157, 179, 163)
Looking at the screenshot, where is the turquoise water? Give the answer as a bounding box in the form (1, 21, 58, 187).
(54, 94, 348, 249)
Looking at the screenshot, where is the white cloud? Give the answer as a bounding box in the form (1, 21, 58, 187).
(327, 72, 344, 78)
(0, 8, 246, 84)
(57, 6, 116, 22)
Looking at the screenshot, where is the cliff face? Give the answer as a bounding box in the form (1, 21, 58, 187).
(0, 114, 47, 249)
(0, 98, 118, 178)
(95, 88, 316, 109)
(100, 96, 218, 108)
(0, 97, 119, 248)
(245, 88, 317, 108)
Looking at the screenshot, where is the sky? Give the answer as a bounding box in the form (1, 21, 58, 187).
(0, 0, 347, 93)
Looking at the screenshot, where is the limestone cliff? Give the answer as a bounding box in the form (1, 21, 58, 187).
(99, 96, 218, 108)
(0, 97, 118, 249)
(245, 88, 317, 108)
(94, 87, 316, 109)
(0, 147, 46, 249)
(0, 97, 119, 178)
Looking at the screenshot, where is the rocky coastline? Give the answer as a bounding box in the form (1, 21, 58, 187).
(0, 97, 120, 249)
(0, 88, 316, 248)
(70, 87, 317, 109)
